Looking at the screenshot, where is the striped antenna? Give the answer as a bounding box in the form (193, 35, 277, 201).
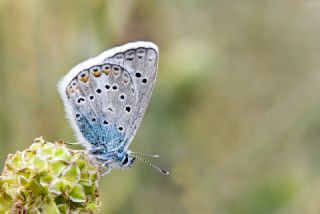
(130, 152, 160, 159)
(131, 154, 170, 175)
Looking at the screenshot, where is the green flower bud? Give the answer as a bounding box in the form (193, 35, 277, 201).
(0, 137, 101, 213)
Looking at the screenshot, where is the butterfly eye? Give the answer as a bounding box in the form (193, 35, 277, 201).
(90, 66, 101, 77)
(122, 154, 129, 165)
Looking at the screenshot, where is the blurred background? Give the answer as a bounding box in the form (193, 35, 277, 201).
(1, 0, 320, 213)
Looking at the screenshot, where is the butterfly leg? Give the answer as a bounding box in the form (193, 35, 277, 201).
(87, 146, 104, 154)
(101, 162, 112, 176)
(64, 141, 81, 145)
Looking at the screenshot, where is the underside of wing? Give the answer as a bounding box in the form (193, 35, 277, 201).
(58, 41, 158, 150)
(102, 43, 159, 148)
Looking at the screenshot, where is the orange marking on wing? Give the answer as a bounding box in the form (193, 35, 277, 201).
(92, 71, 101, 77)
(102, 69, 110, 75)
(67, 89, 75, 94)
(80, 76, 89, 82)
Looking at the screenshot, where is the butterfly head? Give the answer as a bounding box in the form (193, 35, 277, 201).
(109, 150, 136, 169)
(119, 152, 136, 168)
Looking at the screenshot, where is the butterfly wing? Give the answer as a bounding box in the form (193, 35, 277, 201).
(102, 43, 158, 149)
(58, 41, 158, 151)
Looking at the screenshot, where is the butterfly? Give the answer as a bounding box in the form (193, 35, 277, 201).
(58, 41, 169, 175)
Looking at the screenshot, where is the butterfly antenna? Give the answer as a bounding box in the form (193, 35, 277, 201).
(130, 152, 160, 159)
(131, 154, 170, 175)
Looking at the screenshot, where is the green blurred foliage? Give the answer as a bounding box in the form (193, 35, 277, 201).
(1, 0, 320, 213)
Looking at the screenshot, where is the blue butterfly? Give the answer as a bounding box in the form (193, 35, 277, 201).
(58, 41, 169, 175)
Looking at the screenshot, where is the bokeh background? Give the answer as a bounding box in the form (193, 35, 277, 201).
(1, 0, 320, 213)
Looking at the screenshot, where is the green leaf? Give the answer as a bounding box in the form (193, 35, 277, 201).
(69, 184, 86, 203)
(41, 200, 60, 214)
(25, 178, 46, 197)
(33, 156, 47, 171)
(57, 203, 67, 213)
(49, 179, 67, 195)
(0, 193, 12, 213)
(39, 174, 53, 190)
(54, 147, 70, 161)
(39, 144, 55, 157)
(62, 163, 80, 183)
(49, 160, 67, 176)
